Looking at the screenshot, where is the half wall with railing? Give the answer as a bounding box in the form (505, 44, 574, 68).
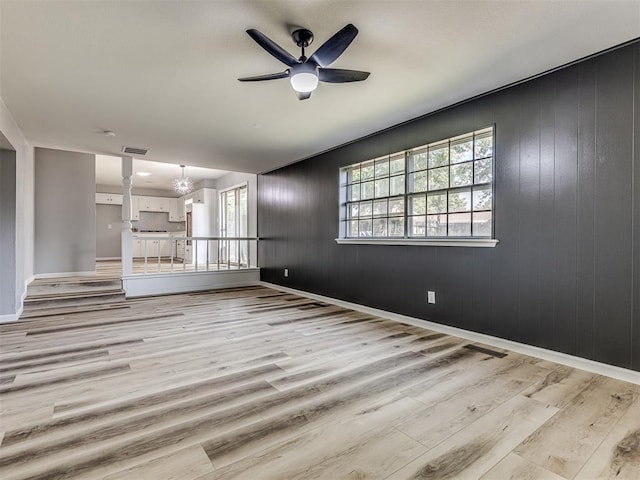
(121, 235, 260, 297)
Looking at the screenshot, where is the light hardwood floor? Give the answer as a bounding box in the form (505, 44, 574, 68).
(0, 286, 638, 479)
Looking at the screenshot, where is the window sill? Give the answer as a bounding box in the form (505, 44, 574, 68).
(334, 238, 499, 248)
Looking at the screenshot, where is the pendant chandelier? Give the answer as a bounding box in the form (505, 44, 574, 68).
(173, 164, 193, 195)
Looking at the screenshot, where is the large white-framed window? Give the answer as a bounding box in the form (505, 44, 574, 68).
(219, 183, 248, 264)
(338, 127, 497, 247)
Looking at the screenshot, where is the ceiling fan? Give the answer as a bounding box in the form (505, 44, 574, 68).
(238, 24, 370, 100)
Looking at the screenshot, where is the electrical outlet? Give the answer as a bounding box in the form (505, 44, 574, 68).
(427, 291, 436, 304)
(284, 268, 289, 277)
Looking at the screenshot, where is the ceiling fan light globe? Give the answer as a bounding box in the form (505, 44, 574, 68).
(290, 72, 318, 93)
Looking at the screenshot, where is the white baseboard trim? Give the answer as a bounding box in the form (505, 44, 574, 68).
(0, 310, 21, 323)
(24, 275, 35, 289)
(1, 275, 34, 323)
(34, 270, 96, 279)
(261, 282, 640, 386)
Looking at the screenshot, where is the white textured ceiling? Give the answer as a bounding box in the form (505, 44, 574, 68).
(1, 1, 639, 174)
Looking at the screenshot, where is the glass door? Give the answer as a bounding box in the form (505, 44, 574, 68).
(219, 185, 248, 267)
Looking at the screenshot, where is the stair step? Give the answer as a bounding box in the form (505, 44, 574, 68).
(25, 288, 125, 301)
(27, 278, 122, 296)
(23, 290, 127, 311)
(19, 303, 130, 319)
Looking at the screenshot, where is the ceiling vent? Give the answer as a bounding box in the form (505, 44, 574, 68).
(121, 146, 148, 155)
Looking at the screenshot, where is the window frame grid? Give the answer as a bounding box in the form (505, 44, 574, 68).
(340, 126, 494, 240)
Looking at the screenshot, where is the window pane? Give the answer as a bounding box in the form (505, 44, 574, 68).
(474, 158, 492, 184)
(361, 162, 374, 180)
(348, 220, 358, 237)
(349, 203, 359, 218)
(375, 178, 389, 198)
(388, 198, 404, 215)
(359, 219, 372, 237)
(428, 167, 449, 191)
(409, 216, 426, 237)
(410, 194, 426, 215)
(474, 132, 493, 159)
(390, 175, 405, 196)
(390, 154, 405, 174)
(450, 136, 473, 164)
(361, 181, 374, 200)
(340, 127, 494, 241)
(448, 212, 471, 236)
(373, 199, 387, 216)
(427, 192, 447, 214)
(389, 218, 405, 236)
(450, 162, 473, 187)
(348, 184, 360, 201)
(473, 186, 492, 211)
(348, 166, 361, 183)
(448, 188, 471, 212)
(411, 171, 428, 193)
(473, 211, 492, 237)
(426, 214, 447, 236)
(373, 218, 387, 237)
(410, 148, 428, 171)
(375, 158, 389, 177)
(429, 142, 449, 168)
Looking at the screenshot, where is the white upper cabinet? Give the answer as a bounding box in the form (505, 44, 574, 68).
(99, 194, 184, 222)
(192, 189, 205, 204)
(95, 193, 123, 205)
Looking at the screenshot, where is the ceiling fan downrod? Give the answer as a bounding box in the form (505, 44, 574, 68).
(291, 28, 314, 59)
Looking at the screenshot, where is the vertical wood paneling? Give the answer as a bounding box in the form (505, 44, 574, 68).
(594, 47, 634, 368)
(491, 87, 521, 341)
(537, 74, 557, 351)
(516, 81, 542, 346)
(576, 59, 597, 361)
(632, 43, 640, 371)
(552, 66, 579, 355)
(258, 41, 640, 372)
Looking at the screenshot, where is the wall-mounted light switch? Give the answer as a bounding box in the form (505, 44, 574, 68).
(427, 291, 436, 304)
(284, 268, 289, 277)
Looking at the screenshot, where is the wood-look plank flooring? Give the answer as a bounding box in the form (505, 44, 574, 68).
(0, 285, 638, 479)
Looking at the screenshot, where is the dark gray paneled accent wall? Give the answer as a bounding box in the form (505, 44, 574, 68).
(0, 149, 17, 315)
(35, 148, 96, 275)
(258, 41, 640, 372)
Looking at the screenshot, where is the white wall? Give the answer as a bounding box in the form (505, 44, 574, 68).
(0, 97, 34, 320)
(35, 147, 95, 275)
(1, 148, 16, 316)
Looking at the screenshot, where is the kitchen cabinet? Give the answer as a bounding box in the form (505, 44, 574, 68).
(135, 196, 182, 221)
(102, 195, 184, 222)
(175, 239, 188, 261)
(133, 234, 174, 258)
(137, 196, 158, 212)
(96, 193, 123, 205)
(178, 197, 186, 221)
(192, 189, 205, 204)
(169, 198, 184, 222)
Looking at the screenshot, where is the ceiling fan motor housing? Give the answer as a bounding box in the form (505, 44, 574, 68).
(292, 28, 314, 48)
